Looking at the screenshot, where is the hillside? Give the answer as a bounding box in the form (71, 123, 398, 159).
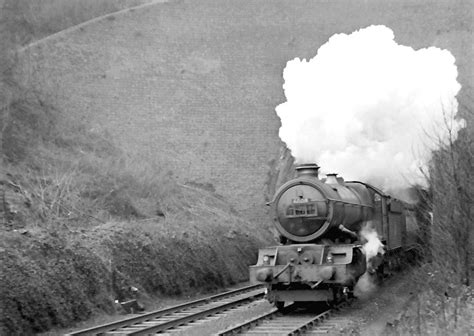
(1, 0, 472, 334)
(21, 0, 473, 226)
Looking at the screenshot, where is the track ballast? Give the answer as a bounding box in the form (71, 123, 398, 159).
(217, 300, 353, 336)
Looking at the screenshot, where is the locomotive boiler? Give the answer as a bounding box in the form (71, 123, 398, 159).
(250, 163, 415, 308)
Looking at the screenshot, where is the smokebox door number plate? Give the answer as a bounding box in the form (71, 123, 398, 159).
(286, 200, 318, 217)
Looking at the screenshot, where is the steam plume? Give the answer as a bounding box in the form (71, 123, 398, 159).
(276, 25, 464, 189)
(355, 224, 385, 295)
(360, 225, 385, 263)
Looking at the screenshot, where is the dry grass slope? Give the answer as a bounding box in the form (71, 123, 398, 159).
(0, 84, 268, 334)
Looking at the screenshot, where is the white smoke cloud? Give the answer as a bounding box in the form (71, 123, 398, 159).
(276, 25, 464, 189)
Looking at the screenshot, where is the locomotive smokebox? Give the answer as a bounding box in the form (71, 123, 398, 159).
(270, 164, 373, 243)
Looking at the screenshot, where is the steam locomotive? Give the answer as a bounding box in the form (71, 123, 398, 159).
(250, 163, 418, 308)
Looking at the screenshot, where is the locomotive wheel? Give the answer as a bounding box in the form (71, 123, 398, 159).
(275, 301, 285, 310)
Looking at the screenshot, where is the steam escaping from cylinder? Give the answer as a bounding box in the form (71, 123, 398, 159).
(276, 25, 464, 189)
(360, 225, 385, 263)
(355, 224, 385, 296)
(354, 272, 376, 297)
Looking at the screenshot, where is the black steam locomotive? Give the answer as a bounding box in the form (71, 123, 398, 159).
(250, 163, 418, 308)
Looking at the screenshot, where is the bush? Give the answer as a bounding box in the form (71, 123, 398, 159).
(0, 231, 114, 334)
(386, 265, 473, 336)
(387, 101, 473, 335)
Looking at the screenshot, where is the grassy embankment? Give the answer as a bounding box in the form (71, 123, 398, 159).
(0, 2, 269, 334)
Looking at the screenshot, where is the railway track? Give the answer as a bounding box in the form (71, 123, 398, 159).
(67, 284, 264, 335)
(217, 300, 352, 336)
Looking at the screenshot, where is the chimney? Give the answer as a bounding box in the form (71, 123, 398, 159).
(295, 163, 320, 178)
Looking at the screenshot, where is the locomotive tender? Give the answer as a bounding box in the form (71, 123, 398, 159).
(250, 163, 416, 308)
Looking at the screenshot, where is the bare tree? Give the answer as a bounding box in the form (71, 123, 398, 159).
(429, 106, 472, 287)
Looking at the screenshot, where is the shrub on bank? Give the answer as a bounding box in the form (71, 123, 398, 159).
(386, 107, 473, 335)
(0, 231, 113, 333)
(386, 268, 472, 335)
(0, 213, 263, 335)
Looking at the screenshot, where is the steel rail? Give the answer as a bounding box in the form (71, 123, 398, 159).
(286, 308, 334, 335)
(217, 300, 351, 335)
(216, 304, 296, 335)
(122, 292, 265, 335)
(67, 284, 264, 335)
